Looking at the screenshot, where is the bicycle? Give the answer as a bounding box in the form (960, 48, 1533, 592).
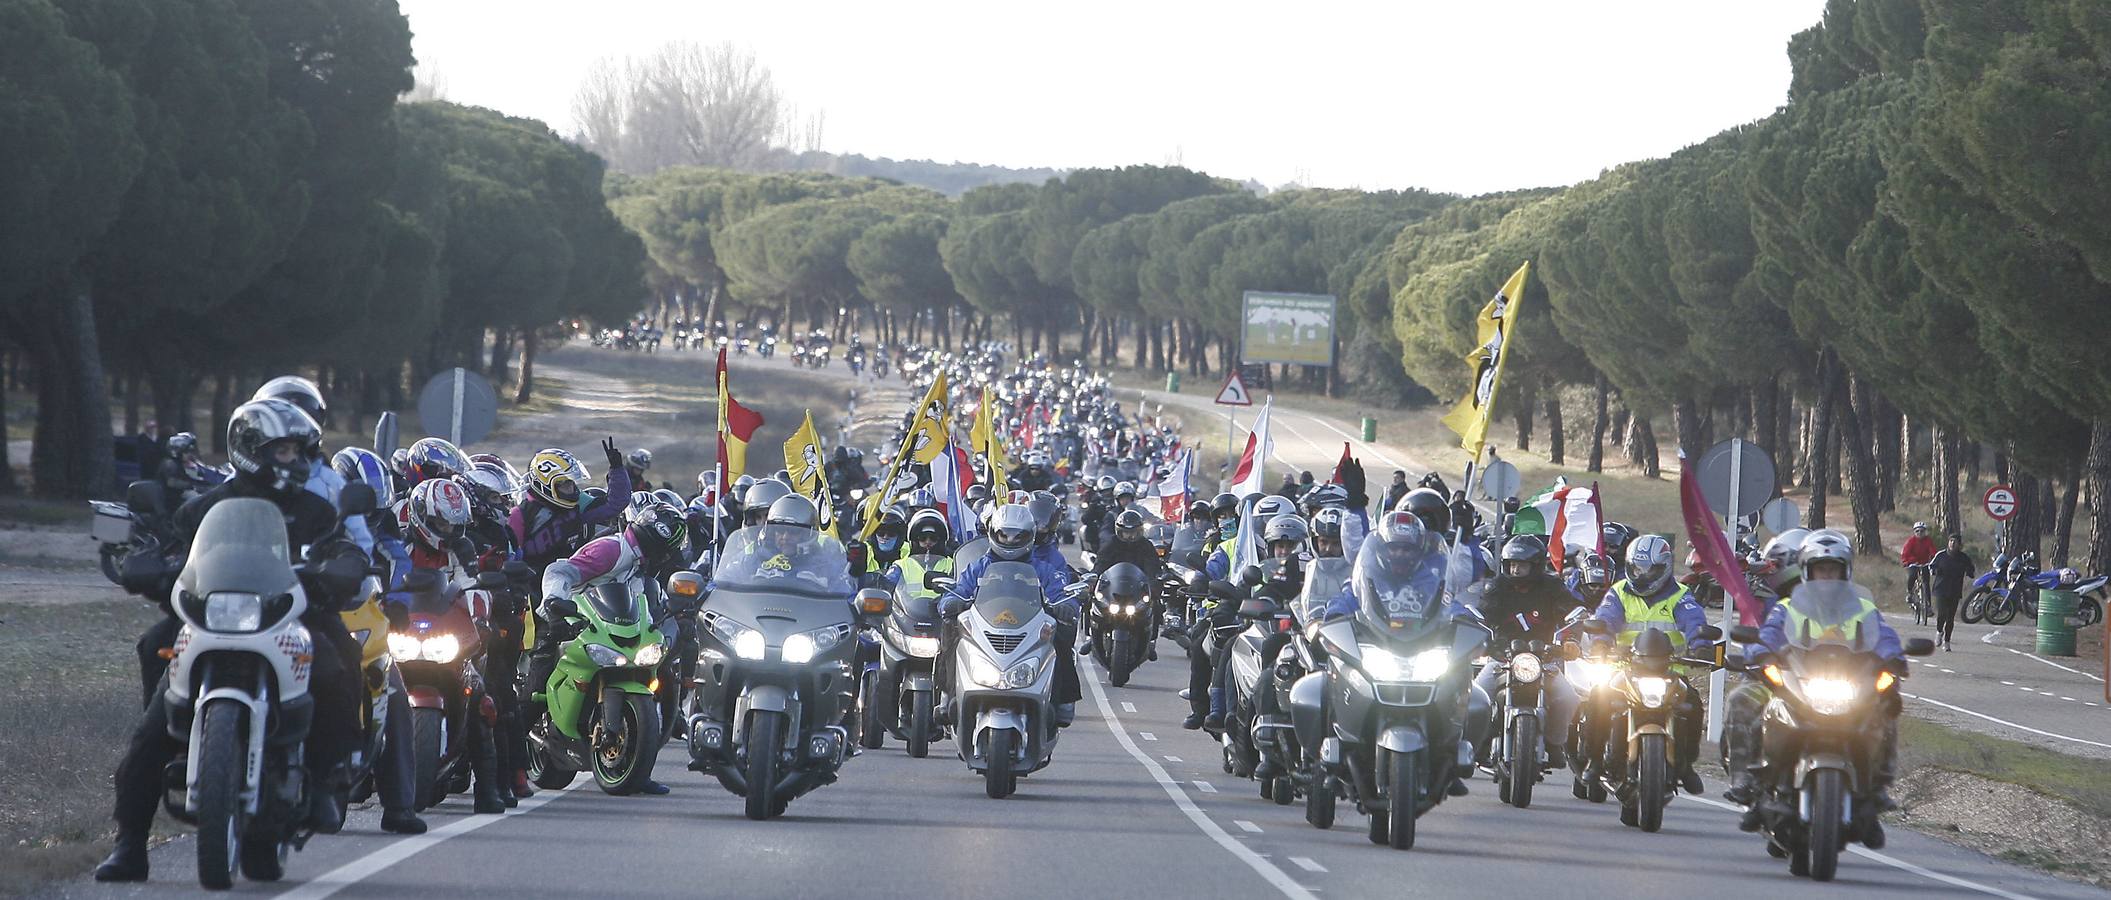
(1905, 563, 1932, 626)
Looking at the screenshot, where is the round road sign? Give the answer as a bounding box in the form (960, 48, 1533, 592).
(1759, 496, 1801, 534)
(1983, 484, 2018, 521)
(1479, 460, 1521, 502)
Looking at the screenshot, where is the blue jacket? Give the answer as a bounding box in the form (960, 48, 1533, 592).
(1323, 550, 1460, 621)
(1756, 590, 1902, 662)
(1589, 580, 1713, 652)
(942, 552, 1074, 621)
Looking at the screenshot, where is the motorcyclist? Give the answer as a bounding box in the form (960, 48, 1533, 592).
(329, 448, 428, 833)
(1238, 514, 1314, 776)
(739, 478, 794, 530)
(1084, 509, 1165, 657)
(1202, 510, 1308, 729)
(941, 503, 1078, 726)
(1585, 534, 1712, 794)
(255, 376, 374, 556)
(508, 439, 634, 572)
(1399, 486, 1491, 580)
(624, 448, 656, 493)
(395, 477, 510, 813)
(1724, 527, 1809, 823)
(1303, 483, 1367, 559)
(155, 432, 217, 504)
(1467, 535, 1584, 769)
(1311, 508, 1348, 559)
(97, 400, 364, 882)
(536, 500, 693, 795)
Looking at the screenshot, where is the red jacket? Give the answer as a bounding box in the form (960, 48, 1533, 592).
(1901, 535, 1937, 566)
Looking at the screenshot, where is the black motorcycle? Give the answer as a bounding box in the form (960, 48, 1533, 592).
(1090, 563, 1156, 687)
(870, 553, 949, 758)
(1484, 637, 1577, 809)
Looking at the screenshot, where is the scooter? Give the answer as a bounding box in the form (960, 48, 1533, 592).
(870, 553, 950, 757)
(935, 563, 1068, 798)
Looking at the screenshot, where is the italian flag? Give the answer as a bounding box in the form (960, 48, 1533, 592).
(1512, 479, 1603, 570)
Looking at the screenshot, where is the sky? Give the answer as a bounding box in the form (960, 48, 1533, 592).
(396, 0, 1829, 195)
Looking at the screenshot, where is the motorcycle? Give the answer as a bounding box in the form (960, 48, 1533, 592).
(1731, 583, 1936, 882)
(1089, 564, 1158, 687)
(1228, 557, 1345, 809)
(1289, 567, 1488, 850)
(685, 527, 880, 819)
(1962, 552, 2027, 624)
(338, 584, 401, 807)
(869, 553, 949, 757)
(390, 569, 501, 809)
(525, 575, 670, 795)
(1575, 618, 1723, 832)
(155, 488, 373, 888)
(934, 561, 1069, 799)
(1983, 551, 2042, 626)
(1483, 636, 1575, 809)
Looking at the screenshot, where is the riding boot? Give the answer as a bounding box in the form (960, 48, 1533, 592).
(1205, 687, 1227, 730)
(470, 711, 505, 815)
(93, 832, 151, 883)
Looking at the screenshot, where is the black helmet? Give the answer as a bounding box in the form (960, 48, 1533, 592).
(252, 375, 328, 429)
(1263, 514, 1310, 557)
(765, 494, 819, 531)
(1103, 562, 1148, 602)
(743, 479, 793, 526)
(627, 501, 688, 571)
(965, 483, 991, 504)
(1114, 508, 1145, 543)
(226, 399, 320, 497)
(1400, 487, 1450, 534)
(1210, 492, 1240, 516)
(1601, 522, 1641, 561)
(1187, 497, 1216, 525)
(1027, 493, 1060, 546)
(1498, 534, 1549, 581)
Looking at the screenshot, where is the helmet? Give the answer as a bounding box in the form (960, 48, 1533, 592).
(2058, 567, 2081, 586)
(1263, 514, 1310, 557)
(1114, 481, 1137, 500)
(1912, 521, 1928, 532)
(988, 504, 1036, 560)
(1027, 493, 1061, 545)
(965, 483, 991, 505)
(626, 501, 688, 570)
(765, 494, 820, 531)
(1303, 483, 1349, 510)
(226, 399, 320, 497)
(731, 473, 756, 503)
(1114, 509, 1145, 543)
(166, 432, 199, 459)
(1251, 494, 1296, 525)
(1759, 528, 1810, 590)
(1399, 488, 1450, 534)
(1576, 551, 1613, 594)
(462, 462, 519, 516)
(1373, 509, 1434, 577)
(626, 448, 653, 472)
(652, 487, 684, 508)
(1601, 522, 1641, 561)
(407, 437, 471, 484)
(525, 449, 588, 509)
(332, 447, 393, 499)
(1798, 529, 1854, 582)
(742, 479, 794, 526)
(1187, 497, 1215, 525)
(1096, 475, 1117, 493)
(1499, 534, 1549, 581)
(907, 508, 949, 551)
(909, 487, 939, 511)
(873, 507, 908, 553)
(1103, 562, 1148, 603)
(1623, 534, 1674, 595)
(405, 478, 472, 549)
(1311, 506, 1346, 542)
(252, 375, 328, 429)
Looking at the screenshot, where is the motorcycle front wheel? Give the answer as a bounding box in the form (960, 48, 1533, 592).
(745, 710, 785, 820)
(1986, 592, 2018, 626)
(1109, 632, 1135, 687)
(858, 672, 885, 750)
(985, 729, 1016, 799)
(195, 701, 245, 890)
(593, 692, 661, 795)
(1305, 768, 1335, 829)
(1508, 715, 1539, 809)
(907, 690, 932, 759)
(1637, 733, 1668, 833)
(1961, 588, 1991, 624)
(1384, 748, 1418, 850)
(411, 707, 444, 810)
(1807, 770, 1844, 882)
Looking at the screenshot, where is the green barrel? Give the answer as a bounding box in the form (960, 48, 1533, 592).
(2036, 589, 2080, 656)
(1360, 416, 1377, 442)
(1166, 372, 1180, 392)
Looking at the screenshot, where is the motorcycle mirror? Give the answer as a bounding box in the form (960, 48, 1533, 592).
(1723, 652, 1748, 672)
(667, 571, 707, 603)
(856, 588, 891, 616)
(1578, 618, 1609, 635)
(476, 570, 507, 589)
(338, 483, 377, 517)
(1561, 641, 1581, 662)
(1696, 624, 1723, 642)
(1235, 598, 1275, 620)
(1903, 637, 1937, 657)
(1729, 625, 1761, 644)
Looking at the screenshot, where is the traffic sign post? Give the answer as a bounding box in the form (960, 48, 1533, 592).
(1983, 484, 2018, 521)
(417, 367, 499, 448)
(1215, 371, 1252, 492)
(1214, 370, 1253, 407)
(1697, 438, 1778, 743)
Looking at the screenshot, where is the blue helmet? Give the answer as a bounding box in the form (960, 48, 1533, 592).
(332, 447, 393, 500)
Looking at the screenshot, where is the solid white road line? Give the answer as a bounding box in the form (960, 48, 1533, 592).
(275, 780, 587, 900)
(1079, 656, 1318, 900)
(2005, 646, 2107, 683)
(1902, 691, 2111, 749)
(1677, 794, 2039, 900)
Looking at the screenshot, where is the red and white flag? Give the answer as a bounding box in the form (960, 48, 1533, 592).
(1159, 448, 1194, 522)
(1229, 398, 1274, 497)
(930, 440, 976, 539)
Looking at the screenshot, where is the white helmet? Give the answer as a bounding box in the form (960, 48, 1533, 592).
(1623, 534, 1674, 595)
(1798, 529, 1855, 581)
(988, 504, 1037, 561)
(1759, 527, 1811, 589)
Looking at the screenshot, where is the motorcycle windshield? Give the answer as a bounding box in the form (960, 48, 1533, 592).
(973, 561, 1044, 629)
(586, 581, 643, 626)
(1299, 557, 1353, 627)
(178, 498, 298, 598)
(952, 538, 990, 572)
(714, 525, 854, 600)
(1171, 527, 1206, 562)
(1781, 581, 1877, 653)
(1350, 536, 1448, 641)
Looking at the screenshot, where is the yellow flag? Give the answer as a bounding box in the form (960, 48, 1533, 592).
(971, 386, 1009, 497)
(782, 411, 838, 539)
(860, 371, 949, 539)
(1440, 260, 1530, 462)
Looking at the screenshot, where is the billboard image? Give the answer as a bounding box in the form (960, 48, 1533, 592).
(1241, 291, 1337, 366)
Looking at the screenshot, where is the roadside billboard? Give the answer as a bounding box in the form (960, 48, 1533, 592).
(1241, 291, 1336, 367)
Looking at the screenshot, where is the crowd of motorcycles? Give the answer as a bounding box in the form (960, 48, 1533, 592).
(584, 316, 894, 378)
(79, 347, 1979, 891)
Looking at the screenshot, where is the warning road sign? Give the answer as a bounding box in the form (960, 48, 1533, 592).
(1983, 484, 2018, 521)
(1215, 370, 1253, 406)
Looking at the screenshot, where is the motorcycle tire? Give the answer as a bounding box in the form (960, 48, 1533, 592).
(858, 672, 885, 751)
(1986, 592, 2018, 626)
(1110, 633, 1134, 688)
(594, 692, 661, 796)
(1508, 716, 1539, 809)
(528, 722, 579, 790)
(2081, 599, 2103, 628)
(1306, 770, 1336, 830)
(1385, 748, 1418, 850)
(1962, 588, 1991, 624)
(907, 691, 932, 759)
(411, 707, 444, 811)
(1808, 769, 1844, 882)
(985, 729, 1016, 799)
(99, 545, 124, 585)
(239, 831, 286, 883)
(1637, 733, 1668, 833)
(194, 700, 244, 890)
(1273, 776, 1295, 806)
(745, 710, 785, 820)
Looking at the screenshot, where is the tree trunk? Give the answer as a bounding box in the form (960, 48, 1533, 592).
(2053, 465, 2081, 566)
(0, 354, 14, 493)
(1513, 378, 1535, 452)
(1545, 389, 1566, 466)
(2085, 421, 2111, 575)
(1933, 427, 1962, 540)
(1672, 396, 1706, 458)
(1841, 376, 1883, 555)
(514, 329, 538, 404)
(208, 375, 233, 457)
(2004, 467, 2042, 561)
(26, 288, 116, 499)
(1588, 373, 1608, 473)
(1624, 412, 1660, 478)
(1874, 394, 1900, 513)
(1135, 318, 1150, 370)
(1804, 352, 1841, 528)
(122, 372, 141, 436)
(1752, 381, 1779, 462)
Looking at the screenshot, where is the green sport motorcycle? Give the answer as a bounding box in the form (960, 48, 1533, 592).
(527, 580, 669, 795)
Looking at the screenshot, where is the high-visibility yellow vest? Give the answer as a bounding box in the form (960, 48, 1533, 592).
(1614, 581, 1692, 652)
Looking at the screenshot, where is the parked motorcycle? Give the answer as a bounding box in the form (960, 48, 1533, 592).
(1731, 583, 1936, 882)
(525, 576, 669, 795)
(685, 527, 879, 819)
(934, 561, 1068, 798)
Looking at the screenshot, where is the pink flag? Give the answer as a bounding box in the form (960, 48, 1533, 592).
(1680, 452, 1761, 626)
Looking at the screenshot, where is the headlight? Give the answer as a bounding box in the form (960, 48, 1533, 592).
(205, 592, 263, 632)
(783, 632, 816, 664)
(998, 655, 1048, 689)
(1803, 677, 1858, 716)
(734, 629, 767, 661)
(1632, 676, 1670, 708)
(905, 635, 941, 658)
(1407, 647, 1451, 682)
(630, 640, 666, 666)
(415, 633, 457, 663)
(586, 643, 629, 667)
(962, 648, 1005, 687)
(1359, 644, 1401, 681)
(1511, 652, 1542, 684)
(388, 632, 421, 663)
(1569, 659, 1610, 690)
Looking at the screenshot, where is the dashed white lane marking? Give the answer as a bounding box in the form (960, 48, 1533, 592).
(275, 780, 587, 899)
(1078, 655, 1316, 900)
(1903, 691, 2111, 749)
(1193, 780, 1218, 793)
(1139, 732, 1158, 742)
(2000, 680, 2016, 685)
(1289, 857, 1328, 873)
(1234, 819, 1263, 833)
(1982, 629, 2002, 644)
(2062, 697, 2079, 703)
(1679, 794, 2039, 900)
(1164, 755, 1183, 762)
(2005, 646, 2107, 683)
(1122, 701, 1138, 713)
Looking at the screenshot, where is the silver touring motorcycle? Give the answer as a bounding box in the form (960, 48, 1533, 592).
(939, 561, 1070, 798)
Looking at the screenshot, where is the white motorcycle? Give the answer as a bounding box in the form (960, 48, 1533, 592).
(937, 562, 1075, 798)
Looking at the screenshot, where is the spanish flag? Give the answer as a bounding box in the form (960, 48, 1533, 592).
(715, 347, 764, 496)
(860, 370, 949, 538)
(783, 411, 838, 538)
(1440, 260, 1529, 463)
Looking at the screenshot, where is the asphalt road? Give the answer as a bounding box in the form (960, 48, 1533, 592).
(41, 631, 2102, 900)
